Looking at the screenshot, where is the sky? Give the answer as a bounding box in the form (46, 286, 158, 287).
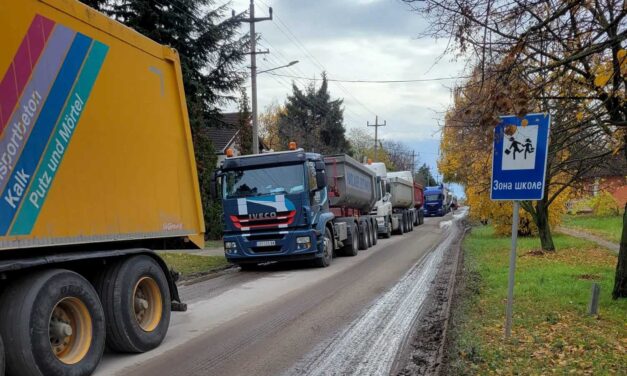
(223, 0, 467, 197)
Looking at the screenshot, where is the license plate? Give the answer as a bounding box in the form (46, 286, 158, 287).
(256, 240, 276, 247)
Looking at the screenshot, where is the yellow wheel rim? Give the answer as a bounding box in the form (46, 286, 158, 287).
(132, 277, 163, 332)
(49, 297, 92, 365)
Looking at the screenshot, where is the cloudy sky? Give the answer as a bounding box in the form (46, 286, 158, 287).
(224, 0, 467, 196)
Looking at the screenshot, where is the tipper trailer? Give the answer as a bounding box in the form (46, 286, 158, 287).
(0, 1, 205, 375)
(214, 148, 380, 269)
(388, 171, 425, 227)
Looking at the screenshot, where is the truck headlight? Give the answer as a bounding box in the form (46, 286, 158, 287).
(224, 241, 238, 254)
(296, 236, 311, 249)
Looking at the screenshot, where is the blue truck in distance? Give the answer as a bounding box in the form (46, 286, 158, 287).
(423, 184, 450, 217)
(212, 148, 380, 269)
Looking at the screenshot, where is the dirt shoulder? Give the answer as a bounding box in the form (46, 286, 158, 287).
(393, 220, 468, 375)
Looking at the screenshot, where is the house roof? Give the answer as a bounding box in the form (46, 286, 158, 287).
(206, 112, 267, 153)
(206, 127, 239, 153)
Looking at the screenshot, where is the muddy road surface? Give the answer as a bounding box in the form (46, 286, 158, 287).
(95, 212, 464, 376)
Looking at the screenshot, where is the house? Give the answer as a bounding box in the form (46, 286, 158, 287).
(575, 154, 627, 207)
(207, 112, 266, 167)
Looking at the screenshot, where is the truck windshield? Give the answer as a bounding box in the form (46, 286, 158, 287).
(425, 194, 441, 201)
(223, 164, 306, 199)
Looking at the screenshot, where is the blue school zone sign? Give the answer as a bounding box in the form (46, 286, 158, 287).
(491, 113, 550, 201)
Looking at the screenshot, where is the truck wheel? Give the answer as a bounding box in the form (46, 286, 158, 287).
(358, 222, 369, 250)
(383, 217, 392, 238)
(370, 220, 378, 245)
(0, 269, 105, 376)
(409, 213, 414, 231)
(314, 228, 334, 267)
(95, 255, 171, 353)
(342, 222, 359, 256)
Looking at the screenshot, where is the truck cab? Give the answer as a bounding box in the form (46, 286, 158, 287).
(424, 184, 448, 217)
(216, 149, 332, 267)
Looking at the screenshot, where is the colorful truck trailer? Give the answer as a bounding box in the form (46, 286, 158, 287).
(215, 148, 379, 269)
(0, 1, 205, 375)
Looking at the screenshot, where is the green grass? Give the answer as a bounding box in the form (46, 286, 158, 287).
(158, 253, 230, 278)
(446, 225, 627, 375)
(205, 239, 224, 249)
(562, 214, 622, 243)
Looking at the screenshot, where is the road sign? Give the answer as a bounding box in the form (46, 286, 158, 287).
(491, 113, 551, 200)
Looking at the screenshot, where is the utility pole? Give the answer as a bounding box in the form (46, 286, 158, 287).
(367, 116, 386, 162)
(240, 0, 271, 154)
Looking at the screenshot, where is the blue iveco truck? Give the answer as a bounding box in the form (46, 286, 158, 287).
(212, 148, 380, 269)
(423, 184, 450, 217)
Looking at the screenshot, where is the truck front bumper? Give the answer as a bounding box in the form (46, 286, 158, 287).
(224, 229, 322, 264)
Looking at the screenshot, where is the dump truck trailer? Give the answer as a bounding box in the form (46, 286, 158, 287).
(0, 1, 205, 375)
(387, 172, 417, 234)
(215, 148, 379, 269)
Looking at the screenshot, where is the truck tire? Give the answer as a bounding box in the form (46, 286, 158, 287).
(370, 220, 378, 245)
(342, 222, 359, 256)
(313, 228, 334, 267)
(0, 269, 105, 376)
(395, 216, 405, 235)
(358, 222, 369, 250)
(95, 255, 171, 353)
(0, 334, 4, 376)
(383, 217, 392, 238)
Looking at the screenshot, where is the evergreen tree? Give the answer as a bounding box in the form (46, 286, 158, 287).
(278, 73, 350, 154)
(415, 164, 437, 186)
(237, 88, 252, 155)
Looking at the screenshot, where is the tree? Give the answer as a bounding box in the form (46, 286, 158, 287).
(237, 88, 252, 155)
(347, 128, 394, 168)
(416, 164, 437, 186)
(80, 0, 249, 239)
(278, 73, 351, 154)
(405, 0, 626, 297)
(259, 102, 286, 151)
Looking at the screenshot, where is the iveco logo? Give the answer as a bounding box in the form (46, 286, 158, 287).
(248, 212, 277, 219)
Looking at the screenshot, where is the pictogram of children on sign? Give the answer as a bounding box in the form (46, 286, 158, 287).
(505, 137, 534, 160)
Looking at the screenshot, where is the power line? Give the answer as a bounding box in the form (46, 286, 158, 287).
(266, 72, 471, 83)
(257, 0, 377, 119)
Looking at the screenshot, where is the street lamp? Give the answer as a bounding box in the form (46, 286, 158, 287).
(258, 60, 299, 74)
(251, 60, 299, 154)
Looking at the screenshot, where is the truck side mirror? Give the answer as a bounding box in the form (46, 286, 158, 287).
(209, 171, 219, 200)
(315, 170, 327, 190)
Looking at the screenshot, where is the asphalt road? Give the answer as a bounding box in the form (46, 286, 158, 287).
(95, 214, 455, 376)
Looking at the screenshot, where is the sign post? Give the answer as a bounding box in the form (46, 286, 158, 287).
(491, 113, 551, 339)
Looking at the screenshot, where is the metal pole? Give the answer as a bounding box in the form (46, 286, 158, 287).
(250, 0, 259, 154)
(505, 200, 520, 338)
(374, 115, 378, 162)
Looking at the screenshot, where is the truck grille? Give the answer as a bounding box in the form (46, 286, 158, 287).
(230, 210, 296, 230)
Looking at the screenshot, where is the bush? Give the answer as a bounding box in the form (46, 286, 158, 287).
(589, 191, 620, 216)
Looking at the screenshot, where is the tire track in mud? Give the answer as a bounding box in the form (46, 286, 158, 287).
(286, 210, 467, 376)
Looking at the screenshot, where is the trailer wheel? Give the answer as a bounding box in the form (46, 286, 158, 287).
(383, 217, 392, 238)
(314, 228, 334, 267)
(0, 333, 4, 376)
(358, 222, 369, 250)
(409, 213, 414, 232)
(370, 220, 378, 245)
(397, 215, 405, 235)
(342, 222, 359, 256)
(95, 255, 171, 353)
(0, 269, 105, 376)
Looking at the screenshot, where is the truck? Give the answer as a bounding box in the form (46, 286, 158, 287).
(214, 149, 379, 269)
(424, 184, 450, 216)
(387, 171, 418, 233)
(364, 163, 416, 237)
(0, 1, 205, 375)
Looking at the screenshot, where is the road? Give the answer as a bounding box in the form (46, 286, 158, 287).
(95, 213, 461, 376)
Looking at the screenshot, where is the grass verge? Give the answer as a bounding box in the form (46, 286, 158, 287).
(158, 252, 231, 279)
(562, 215, 622, 243)
(446, 225, 626, 375)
